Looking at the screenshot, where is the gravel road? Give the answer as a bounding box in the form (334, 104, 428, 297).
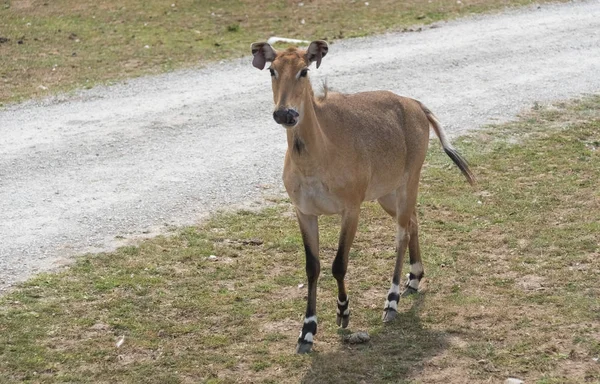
(1, 0, 599, 292)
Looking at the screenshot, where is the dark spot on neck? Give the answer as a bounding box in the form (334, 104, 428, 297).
(293, 136, 305, 154)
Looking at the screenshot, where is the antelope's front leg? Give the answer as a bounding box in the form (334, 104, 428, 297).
(295, 210, 320, 354)
(332, 209, 359, 328)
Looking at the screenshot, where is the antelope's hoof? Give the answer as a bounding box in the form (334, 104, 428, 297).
(296, 341, 313, 354)
(401, 286, 419, 298)
(297, 316, 317, 353)
(336, 298, 350, 328)
(336, 313, 350, 328)
(382, 308, 397, 323)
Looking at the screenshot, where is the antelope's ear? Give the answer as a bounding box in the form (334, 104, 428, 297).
(306, 40, 328, 69)
(251, 42, 276, 70)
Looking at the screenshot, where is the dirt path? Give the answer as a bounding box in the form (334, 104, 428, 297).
(1, 0, 599, 291)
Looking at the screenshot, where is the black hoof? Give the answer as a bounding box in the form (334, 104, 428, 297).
(336, 314, 350, 328)
(296, 341, 313, 354)
(382, 308, 397, 322)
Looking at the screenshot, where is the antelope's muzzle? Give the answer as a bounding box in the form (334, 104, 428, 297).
(273, 108, 299, 127)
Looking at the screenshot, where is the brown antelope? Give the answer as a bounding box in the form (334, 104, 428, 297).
(251, 40, 475, 354)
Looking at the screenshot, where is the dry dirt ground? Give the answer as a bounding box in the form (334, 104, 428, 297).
(0, 0, 599, 291)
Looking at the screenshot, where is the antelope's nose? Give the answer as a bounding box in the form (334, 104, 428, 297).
(273, 108, 299, 127)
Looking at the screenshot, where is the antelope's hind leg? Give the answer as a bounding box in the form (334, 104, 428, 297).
(377, 190, 423, 323)
(295, 210, 321, 354)
(403, 211, 424, 297)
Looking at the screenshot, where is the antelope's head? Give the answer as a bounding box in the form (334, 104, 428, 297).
(251, 40, 328, 128)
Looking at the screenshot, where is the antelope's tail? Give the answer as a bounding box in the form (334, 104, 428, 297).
(418, 101, 476, 186)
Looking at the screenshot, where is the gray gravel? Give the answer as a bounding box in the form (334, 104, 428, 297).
(1, 0, 599, 292)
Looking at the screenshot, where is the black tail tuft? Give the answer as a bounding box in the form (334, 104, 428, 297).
(444, 148, 476, 186)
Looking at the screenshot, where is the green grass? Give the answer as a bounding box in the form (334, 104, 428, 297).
(0, 0, 563, 104)
(1, 96, 599, 383)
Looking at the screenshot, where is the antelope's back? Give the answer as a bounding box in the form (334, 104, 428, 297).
(314, 90, 431, 163)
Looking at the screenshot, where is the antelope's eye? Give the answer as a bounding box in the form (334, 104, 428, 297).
(299, 68, 309, 78)
(269, 68, 275, 77)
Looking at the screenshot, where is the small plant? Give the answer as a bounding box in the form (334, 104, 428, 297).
(227, 24, 240, 32)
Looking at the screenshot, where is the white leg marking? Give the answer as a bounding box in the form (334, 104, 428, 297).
(385, 282, 400, 310)
(407, 265, 422, 290)
(303, 332, 314, 343)
(396, 226, 407, 244)
(410, 262, 424, 277)
(337, 298, 348, 306)
(408, 279, 420, 289)
(304, 315, 317, 324)
(385, 300, 398, 311)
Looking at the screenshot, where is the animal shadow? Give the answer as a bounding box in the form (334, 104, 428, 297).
(301, 294, 447, 384)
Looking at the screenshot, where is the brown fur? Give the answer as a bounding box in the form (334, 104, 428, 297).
(251, 41, 474, 353)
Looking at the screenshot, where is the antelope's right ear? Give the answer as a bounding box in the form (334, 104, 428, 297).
(251, 42, 276, 70)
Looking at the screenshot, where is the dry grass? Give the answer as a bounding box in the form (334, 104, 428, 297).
(0, 0, 561, 104)
(1, 96, 599, 383)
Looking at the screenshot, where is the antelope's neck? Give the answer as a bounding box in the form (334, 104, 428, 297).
(285, 91, 326, 163)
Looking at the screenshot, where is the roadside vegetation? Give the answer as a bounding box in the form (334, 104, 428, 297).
(1, 0, 562, 104)
(1, 96, 598, 383)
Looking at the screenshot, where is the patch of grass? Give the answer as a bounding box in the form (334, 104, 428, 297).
(0, 0, 563, 104)
(1, 96, 599, 382)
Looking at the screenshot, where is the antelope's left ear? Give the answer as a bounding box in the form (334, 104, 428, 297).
(251, 42, 276, 70)
(306, 40, 328, 69)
